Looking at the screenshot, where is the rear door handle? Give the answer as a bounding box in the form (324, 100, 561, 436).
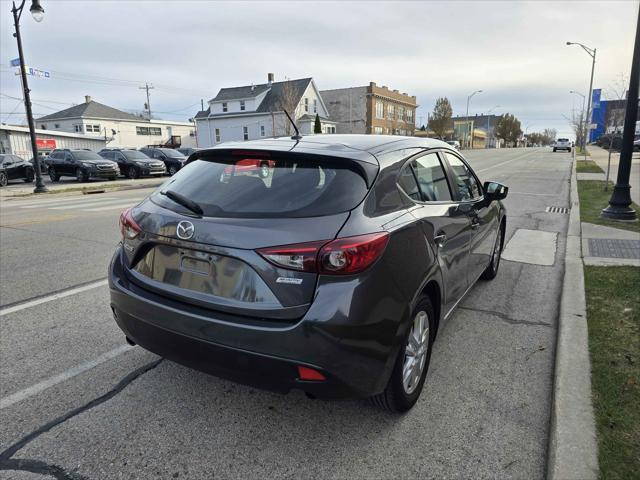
(433, 234, 447, 247)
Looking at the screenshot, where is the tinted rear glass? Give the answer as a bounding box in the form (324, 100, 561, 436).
(558, 138, 569, 142)
(160, 149, 185, 159)
(123, 150, 150, 160)
(151, 154, 369, 218)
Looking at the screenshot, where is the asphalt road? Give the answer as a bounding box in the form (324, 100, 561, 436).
(0, 147, 572, 480)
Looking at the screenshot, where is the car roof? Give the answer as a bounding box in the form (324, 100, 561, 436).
(199, 135, 455, 165)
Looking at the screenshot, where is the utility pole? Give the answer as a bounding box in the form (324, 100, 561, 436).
(139, 83, 154, 120)
(465, 90, 482, 149)
(567, 41, 596, 160)
(602, 7, 639, 221)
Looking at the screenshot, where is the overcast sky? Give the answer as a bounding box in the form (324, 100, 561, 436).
(0, 0, 637, 138)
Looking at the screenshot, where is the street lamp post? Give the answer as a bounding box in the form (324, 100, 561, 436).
(11, 0, 47, 193)
(486, 105, 501, 148)
(566, 41, 596, 161)
(465, 90, 482, 149)
(602, 7, 639, 221)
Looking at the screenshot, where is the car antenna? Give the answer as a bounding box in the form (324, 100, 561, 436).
(283, 109, 302, 141)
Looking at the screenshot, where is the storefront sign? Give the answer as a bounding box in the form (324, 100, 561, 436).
(36, 138, 56, 149)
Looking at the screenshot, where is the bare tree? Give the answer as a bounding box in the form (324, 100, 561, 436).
(276, 79, 300, 135)
(603, 73, 629, 189)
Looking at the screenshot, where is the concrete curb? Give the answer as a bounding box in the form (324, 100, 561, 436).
(0, 177, 165, 199)
(547, 159, 599, 479)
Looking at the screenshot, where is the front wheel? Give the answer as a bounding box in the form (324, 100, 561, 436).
(370, 295, 435, 413)
(24, 169, 34, 182)
(48, 167, 60, 182)
(259, 162, 270, 178)
(168, 165, 178, 176)
(0, 172, 7, 187)
(553, 148, 557, 152)
(568, 148, 572, 153)
(76, 168, 89, 183)
(127, 165, 139, 179)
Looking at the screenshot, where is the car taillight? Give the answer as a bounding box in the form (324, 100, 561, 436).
(119, 207, 142, 240)
(257, 232, 389, 275)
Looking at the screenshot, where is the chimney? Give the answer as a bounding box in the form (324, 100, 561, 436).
(369, 81, 376, 88)
(85, 95, 92, 103)
(267, 73, 274, 86)
(393, 89, 399, 93)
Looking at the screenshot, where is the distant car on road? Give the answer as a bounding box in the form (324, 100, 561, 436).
(446, 140, 461, 150)
(553, 138, 572, 152)
(110, 135, 508, 412)
(139, 147, 186, 176)
(99, 149, 165, 179)
(0, 154, 35, 187)
(46, 149, 119, 182)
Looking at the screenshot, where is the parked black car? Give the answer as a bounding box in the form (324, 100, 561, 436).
(110, 135, 508, 412)
(139, 148, 186, 175)
(47, 149, 119, 182)
(98, 149, 166, 179)
(0, 154, 35, 187)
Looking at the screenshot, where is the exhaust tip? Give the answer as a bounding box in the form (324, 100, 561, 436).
(125, 336, 136, 346)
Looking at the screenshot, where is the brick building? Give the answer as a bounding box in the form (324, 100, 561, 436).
(321, 82, 417, 135)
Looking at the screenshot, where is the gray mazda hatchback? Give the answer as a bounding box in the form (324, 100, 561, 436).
(109, 135, 507, 412)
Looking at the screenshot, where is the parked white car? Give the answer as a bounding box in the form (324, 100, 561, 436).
(446, 140, 461, 150)
(553, 138, 572, 152)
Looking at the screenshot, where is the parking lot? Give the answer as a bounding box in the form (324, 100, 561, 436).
(0, 147, 572, 479)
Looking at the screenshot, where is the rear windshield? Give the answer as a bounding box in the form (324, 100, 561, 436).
(160, 149, 185, 159)
(558, 138, 569, 142)
(73, 151, 103, 161)
(151, 153, 369, 218)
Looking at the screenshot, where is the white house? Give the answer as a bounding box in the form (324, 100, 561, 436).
(35, 96, 197, 150)
(194, 74, 336, 147)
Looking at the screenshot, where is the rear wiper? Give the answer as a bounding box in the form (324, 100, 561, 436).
(161, 189, 203, 216)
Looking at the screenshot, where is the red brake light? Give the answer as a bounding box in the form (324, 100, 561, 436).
(256, 232, 389, 275)
(119, 207, 142, 240)
(319, 232, 389, 274)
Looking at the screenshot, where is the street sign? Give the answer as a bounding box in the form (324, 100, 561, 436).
(9, 58, 20, 67)
(14, 65, 50, 78)
(589, 123, 598, 130)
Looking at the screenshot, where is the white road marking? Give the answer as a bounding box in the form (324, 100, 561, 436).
(48, 198, 142, 210)
(6, 196, 118, 208)
(0, 344, 134, 409)
(0, 279, 108, 317)
(501, 229, 558, 266)
(82, 202, 142, 212)
(476, 151, 536, 173)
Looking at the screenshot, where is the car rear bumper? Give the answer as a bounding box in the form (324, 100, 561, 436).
(109, 246, 408, 399)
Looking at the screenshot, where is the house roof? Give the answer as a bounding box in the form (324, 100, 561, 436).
(194, 108, 210, 119)
(297, 114, 336, 124)
(36, 100, 143, 122)
(208, 78, 313, 115)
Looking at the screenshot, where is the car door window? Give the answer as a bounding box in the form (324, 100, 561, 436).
(397, 164, 421, 201)
(412, 153, 452, 202)
(442, 152, 482, 201)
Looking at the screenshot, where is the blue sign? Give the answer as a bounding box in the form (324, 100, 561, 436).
(592, 88, 601, 109)
(10, 58, 20, 67)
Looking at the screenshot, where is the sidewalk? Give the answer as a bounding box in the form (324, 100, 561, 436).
(582, 222, 640, 266)
(0, 176, 165, 198)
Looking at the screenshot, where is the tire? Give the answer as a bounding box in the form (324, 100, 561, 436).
(168, 165, 178, 176)
(24, 168, 34, 182)
(0, 172, 7, 187)
(370, 294, 436, 413)
(259, 162, 270, 178)
(482, 222, 504, 280)
(108, 177, 117, 181)
(48, 167, 60, 182)
(76, 168, 88, 183)
(127, 165, 139, 179)
(553, 148, 557, 152)
(568, 148, 572, 153)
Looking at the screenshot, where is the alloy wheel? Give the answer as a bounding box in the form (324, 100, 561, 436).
(402, 310, 430, 395)
(0, 172, 7, 187)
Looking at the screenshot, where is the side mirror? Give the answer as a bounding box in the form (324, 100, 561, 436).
(484, 181, 508, 201)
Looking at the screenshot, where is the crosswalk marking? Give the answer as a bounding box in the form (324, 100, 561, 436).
(82, 202, 144, 212)
(48, 198, 142, 210)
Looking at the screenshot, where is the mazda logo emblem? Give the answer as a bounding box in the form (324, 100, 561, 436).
(176, 221, 195, 240)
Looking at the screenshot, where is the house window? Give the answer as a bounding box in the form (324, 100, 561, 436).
(260, 125, 265, 137)
(54, 123, 60, 129)
(240, 100, 245, 111)
(387, 104, 395, 120)
(215, 128, 221, 143)
(222, 102, 228, 113)
(41, 124, 46, 130)
(304, 98, 309, 112)
(136, 126, 162, 136)
(373, 126, 383, 134)
(398, 107, 404, 122)
(375, 101, 384, 119)
(243, 126, 249, 141)
(74, 124, 83, 133)
(86, 124, 101, 133)
(313, 99, 317, 113)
